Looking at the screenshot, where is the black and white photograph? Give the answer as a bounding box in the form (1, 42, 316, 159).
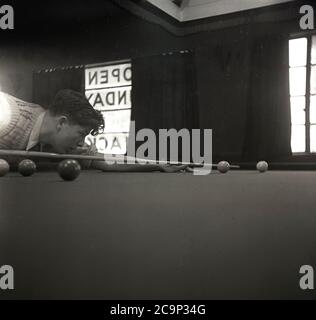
(0, 0, 315, 306)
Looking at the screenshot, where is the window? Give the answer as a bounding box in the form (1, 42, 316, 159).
(84, 61, 132, 155)
(289, 35, 316, 153)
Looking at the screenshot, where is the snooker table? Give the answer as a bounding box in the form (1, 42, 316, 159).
(0, 169, 316, 300)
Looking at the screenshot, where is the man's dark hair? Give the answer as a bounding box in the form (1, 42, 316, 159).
(49, 89, 104, 136)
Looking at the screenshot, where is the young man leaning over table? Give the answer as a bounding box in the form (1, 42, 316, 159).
(0, 89, 187, 172)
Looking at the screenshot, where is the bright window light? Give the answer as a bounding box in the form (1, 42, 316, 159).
(310, 125, 316, 153)
(289, 38, 308, 153)
(290, 96, 306, 125)
(312, 36, 316, 65)
(289, 38, 307, 67)
(310, 95, 316, 124)
(291, 125, 306, 153)
(289, 67, 306, 96)
(310, 66, 316, 94)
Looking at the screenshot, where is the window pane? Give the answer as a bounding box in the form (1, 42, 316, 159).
(291, 125, 306, 153)
(290, 96, 306, 125)
(312, 35, 316, 65)
(290, 67, 306, 96)
(310, 66, 316, 94)
(310, 95, 316, 124)
(310, 125, 316, 153)
(289, 38, 307, 67)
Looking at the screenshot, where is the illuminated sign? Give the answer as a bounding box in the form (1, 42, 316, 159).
(86, 87, 131, 110)
(85, 63, 131, 89)
(85, 62, 132, 154)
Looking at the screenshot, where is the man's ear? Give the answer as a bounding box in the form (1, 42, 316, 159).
(56, 116, 69, 131)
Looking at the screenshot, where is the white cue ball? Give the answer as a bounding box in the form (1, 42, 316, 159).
(218, 161, 230, 173)
(256, 161, 269, 173)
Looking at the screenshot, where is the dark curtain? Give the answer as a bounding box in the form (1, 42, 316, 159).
(196, 39, 251, 161)
(33, 67, 84, 108)
(131, 51, 199, 161)
(243, 35, 292, 161)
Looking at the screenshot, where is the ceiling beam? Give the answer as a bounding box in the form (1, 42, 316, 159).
(146, 0, 296, 22)
(111, 0, 300, 37)
(146, 0, 182, 21)
(182, 0, 296, 21)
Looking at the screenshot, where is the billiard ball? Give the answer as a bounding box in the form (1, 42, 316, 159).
(0, 159, 10, 177)
(217, 161, 230, 173)
(18, 159, 36, 177)
(58, 159, 81, 181)
(256, 161, 269, 173)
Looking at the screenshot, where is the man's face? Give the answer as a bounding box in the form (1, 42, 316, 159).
(52, 117, 90, 154)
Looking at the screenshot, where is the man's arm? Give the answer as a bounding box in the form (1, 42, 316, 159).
(76, 145, 187, 172)
(91, 160, 161, 172)
(75, 145, 161, 171)
(91, 160, 188, 173)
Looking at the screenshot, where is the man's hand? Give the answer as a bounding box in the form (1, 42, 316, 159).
(74, 143, 98, 155)
(72, 143, 98, 169)
(159, 164, 188, 173)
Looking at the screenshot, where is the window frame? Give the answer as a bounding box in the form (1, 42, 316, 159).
(290, 31, 316, 155)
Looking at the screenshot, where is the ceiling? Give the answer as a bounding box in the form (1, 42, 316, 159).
(147, 0, 297, 21)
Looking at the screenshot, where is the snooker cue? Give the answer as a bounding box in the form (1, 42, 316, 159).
(0, 149, 240, 169)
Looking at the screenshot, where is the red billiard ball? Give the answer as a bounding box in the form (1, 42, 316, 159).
(18, 159, 36, 177)
(0, 159, 10, 177)
(58, 159, 81, 181)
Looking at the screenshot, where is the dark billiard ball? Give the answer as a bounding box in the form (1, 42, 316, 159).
(58, 159, 81, 181)
(0, 159, 10, 177)
(18, 159, 36, 177)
